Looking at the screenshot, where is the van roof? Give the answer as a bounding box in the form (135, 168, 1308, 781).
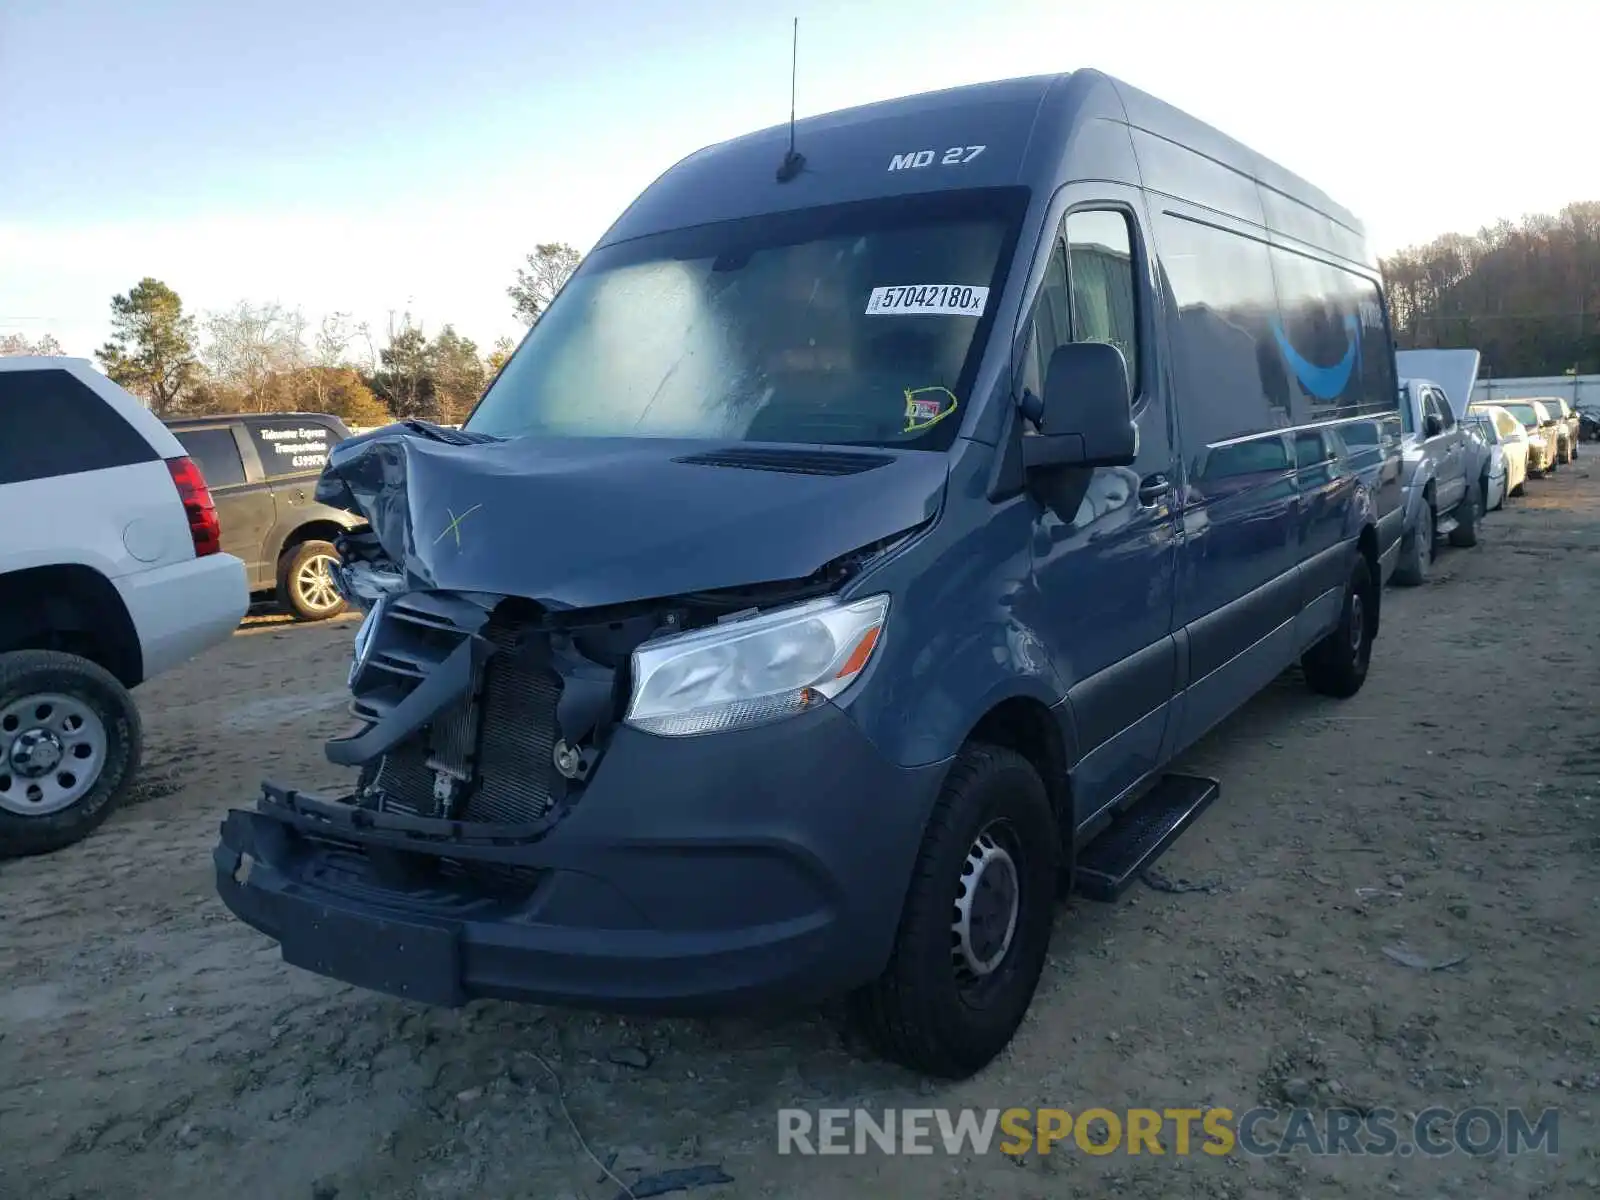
(599, 69, 1368, 263)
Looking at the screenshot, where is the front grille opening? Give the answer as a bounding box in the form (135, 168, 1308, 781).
(371, 651, 564, 827)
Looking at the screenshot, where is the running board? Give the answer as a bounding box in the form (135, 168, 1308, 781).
(1074, 773, 1220, 901)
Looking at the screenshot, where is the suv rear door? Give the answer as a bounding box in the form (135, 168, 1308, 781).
(169, 423, 278, 589)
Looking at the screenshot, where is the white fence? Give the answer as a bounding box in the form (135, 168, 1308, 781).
(1471, 374, 1600, 408)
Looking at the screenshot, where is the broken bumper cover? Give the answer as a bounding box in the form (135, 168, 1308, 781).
(213, 703, 948, 1013)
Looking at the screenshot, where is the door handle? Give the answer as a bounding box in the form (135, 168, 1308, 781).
(1138, 474, 1172, 506)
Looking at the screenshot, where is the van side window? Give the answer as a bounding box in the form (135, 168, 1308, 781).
(1063, 210, 1140, 388)
(174, 427, 247, 488)
(1018, 208, 1141, 421)
(1156, 212, 1287, 455)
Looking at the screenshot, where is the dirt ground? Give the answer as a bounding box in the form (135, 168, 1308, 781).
(3, 466, 1598, 1200)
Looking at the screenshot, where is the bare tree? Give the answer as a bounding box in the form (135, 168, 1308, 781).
(0, 332, 66, 356)
(202, 301, 308, 411)
(508, 242, 582, 325)
(310, 312, 358, 410)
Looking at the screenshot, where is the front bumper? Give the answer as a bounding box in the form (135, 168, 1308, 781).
(214, 703, 949, 1013)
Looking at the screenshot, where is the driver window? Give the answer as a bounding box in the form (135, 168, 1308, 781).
(1432, 389, 1456, 429)
(1017, 207, 1143, 425)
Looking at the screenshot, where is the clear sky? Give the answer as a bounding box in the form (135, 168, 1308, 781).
(3, 0, 1595, 359)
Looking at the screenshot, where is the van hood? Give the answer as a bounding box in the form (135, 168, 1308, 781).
(314, 422, 948, 609)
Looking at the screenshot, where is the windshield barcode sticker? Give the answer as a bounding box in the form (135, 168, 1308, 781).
(865, 284, 989, 316)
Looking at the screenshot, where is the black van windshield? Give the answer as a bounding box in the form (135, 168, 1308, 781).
(467, 187, 1030, 451)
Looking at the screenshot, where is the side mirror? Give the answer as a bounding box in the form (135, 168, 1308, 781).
(1423, 413, 1443, 438)
(1020, 341, 1136, 470)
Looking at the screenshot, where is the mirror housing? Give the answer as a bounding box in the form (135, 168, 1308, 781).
(1423, 412, 1443, 437)
(1020, 341, 1136, 470)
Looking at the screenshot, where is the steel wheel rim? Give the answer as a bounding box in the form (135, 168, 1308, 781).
(1348, 589, 1365, 655)
(294, 553, 343, 614)
(0, 692, 108, 816)
(952, 820, 1022, 993)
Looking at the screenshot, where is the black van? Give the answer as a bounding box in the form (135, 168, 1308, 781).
(166, 413, 360, 620)
(214, 70, 1404, 1078)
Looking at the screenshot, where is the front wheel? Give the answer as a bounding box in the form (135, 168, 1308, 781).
(1392, 501, 1434, 587)
(0, 650, 142, 858)
(851, 743, 1061, 1079)
(278, 540, 347, 622)
(1302, 553, 1376, 699)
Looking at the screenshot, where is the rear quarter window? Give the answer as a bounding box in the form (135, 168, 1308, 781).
(245, 418, 342, 478)
(173, 426, 248, 488)
(0, 368, 158, 486)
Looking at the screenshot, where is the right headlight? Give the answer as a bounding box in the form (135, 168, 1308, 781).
(625, 594, 890, 737)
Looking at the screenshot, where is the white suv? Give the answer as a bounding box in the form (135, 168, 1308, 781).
(0, 357, 249, 856)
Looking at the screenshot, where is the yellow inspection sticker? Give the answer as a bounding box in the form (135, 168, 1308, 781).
(904, 386, 959, 433)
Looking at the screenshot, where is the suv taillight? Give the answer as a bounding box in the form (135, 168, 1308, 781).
(166, 455, 223, 557)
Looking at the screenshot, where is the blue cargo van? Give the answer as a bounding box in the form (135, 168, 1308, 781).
(214, 69, 1404, 1078)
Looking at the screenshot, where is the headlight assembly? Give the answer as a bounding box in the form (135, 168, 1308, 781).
(625, 594, 890, 737)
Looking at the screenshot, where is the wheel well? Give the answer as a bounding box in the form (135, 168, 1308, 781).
(969, 696, 1071, 845)
(0, 565, 143, 687)
(279, 520, 347, 563)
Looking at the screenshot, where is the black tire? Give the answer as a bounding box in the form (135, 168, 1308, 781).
(851, 743, 1061, 1079)
(1512, 473, 1526, 498)
(1302, 553, 1376, 699)
(1392, 500, 1434, 587)
(1448, 486, 1479, 548)
(277, 540, 347, 622)
(0, 650, 142, 858)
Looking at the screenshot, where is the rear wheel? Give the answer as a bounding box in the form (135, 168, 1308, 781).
(0, 650, 142, 858)
(278, 540, 347, 622)
(851, 743, 1060, 1079)
(1302, 553, 1376, 699)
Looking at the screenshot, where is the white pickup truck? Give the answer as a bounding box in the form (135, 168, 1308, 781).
(1392, 349, 1489, 586)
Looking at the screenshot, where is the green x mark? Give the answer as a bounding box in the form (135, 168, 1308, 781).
(434, 503, 483, 548)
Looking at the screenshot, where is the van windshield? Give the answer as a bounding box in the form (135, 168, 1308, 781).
(467, 187, 1030, 451)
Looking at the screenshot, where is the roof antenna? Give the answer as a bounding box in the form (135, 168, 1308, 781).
(775, 17, 805, 183)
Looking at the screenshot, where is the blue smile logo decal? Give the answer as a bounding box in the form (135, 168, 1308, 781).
(1272, 313, 1361, 401)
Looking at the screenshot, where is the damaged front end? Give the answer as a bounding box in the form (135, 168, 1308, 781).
(321, 531, 903, 842)
(214, 420, 951, 1010)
